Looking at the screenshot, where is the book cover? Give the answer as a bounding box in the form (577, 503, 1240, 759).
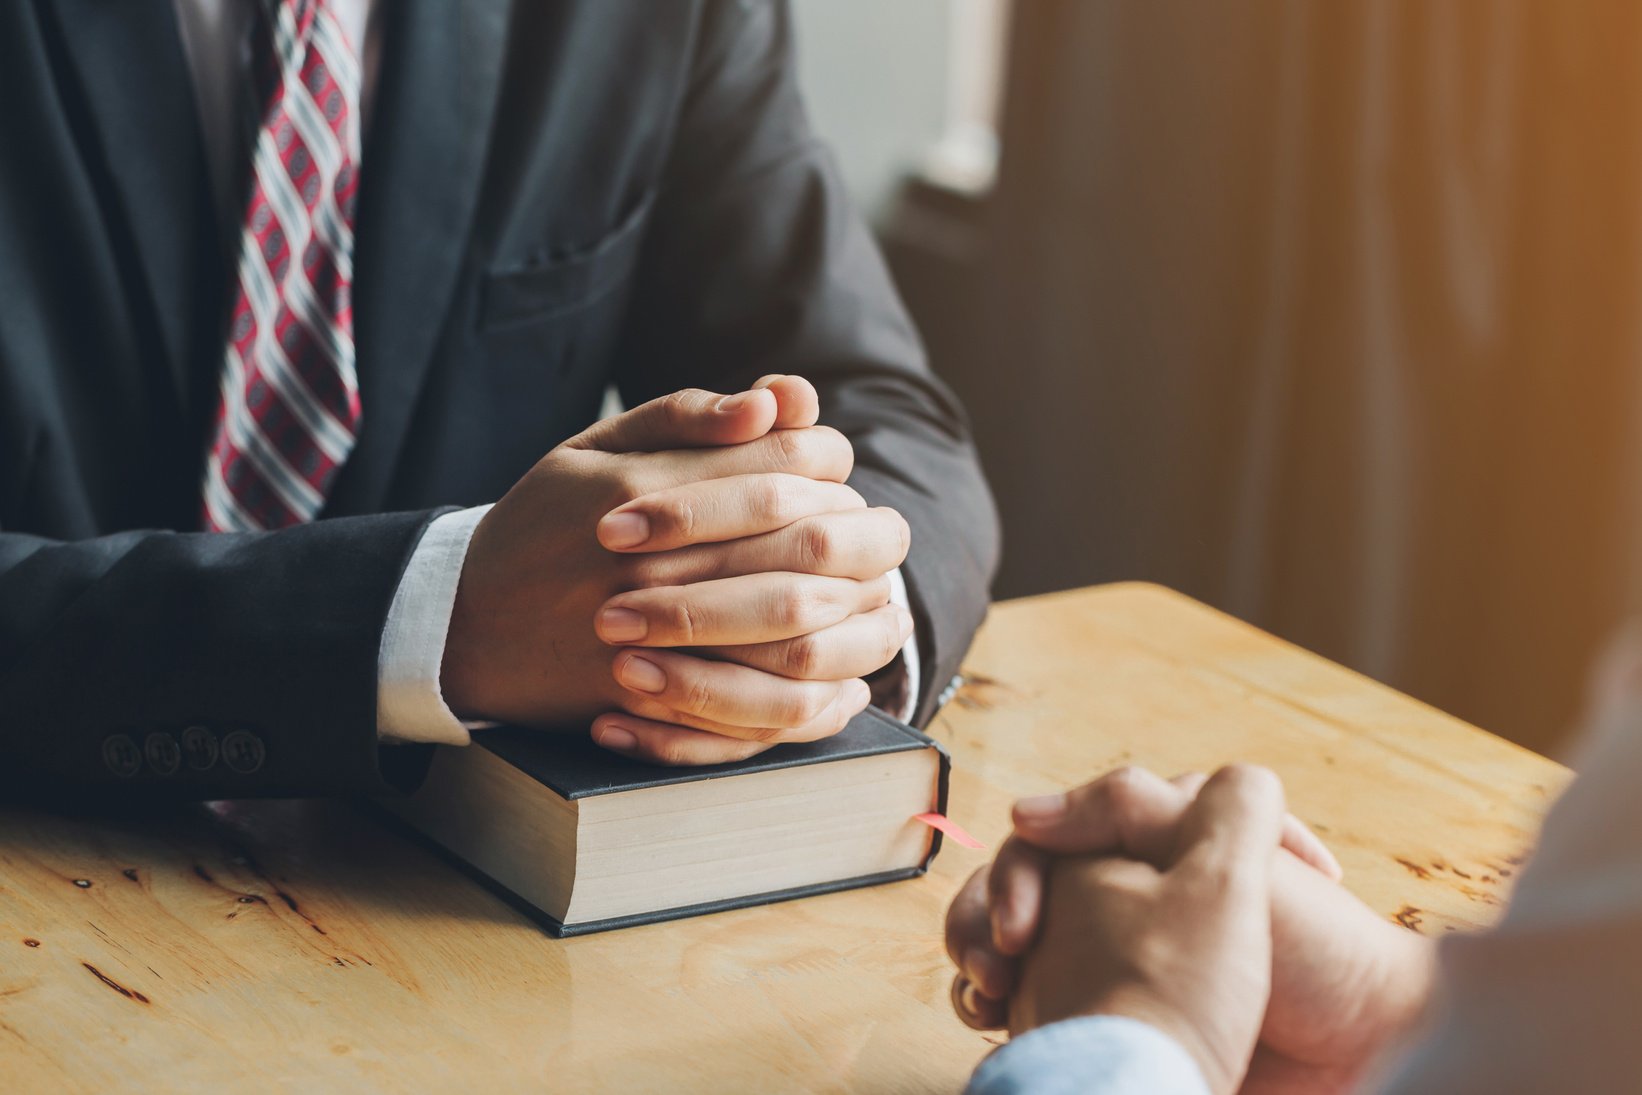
(394, 707, 952, 937)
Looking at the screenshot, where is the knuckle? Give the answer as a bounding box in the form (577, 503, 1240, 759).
(813, 426, 855, 478)
(656, 496, 698, 540)
(821, 693, 854, 734)
(1129, 928, 1175, 971)
(949, 867, 990, 943)
(773, 687, 820, 728)
(811, 689, 844, 728)
(661, 389, 702, 423)
(1185, 858, 1247, 898)
(679, 674, 716, 717)
(1105, 765, 1148, 796)
(984, 863, 1008, 905)
(756, 477, 792, 524)
(745, 723, 788, 744)
(881, 613, 906, 663)
(987, 839, 1031, 899)
(775, 587, 818, 631)
(1169, 771, 1209, 796)
(1086, 857, 1152, 898)
(1220, 763, 1285, 813)
(656, 599, 700, 644)
(800, 520, 839, 572)
(773, 428, 809, 469)
(1099, 766, 1151, 812)
(728, 739, 771, 762)
(783, 635, 824, 679)
(1220, 762, 1281, 792)
(888, 508, 912, 558)
(608, 468, 646, 506)
(958, 864, 991, 914)
(649, 739, 694, 767)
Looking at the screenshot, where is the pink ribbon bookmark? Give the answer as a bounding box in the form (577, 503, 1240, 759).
(914, 812, 986, 849)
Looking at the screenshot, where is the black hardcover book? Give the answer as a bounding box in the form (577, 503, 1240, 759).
(383, 707, 950, 936)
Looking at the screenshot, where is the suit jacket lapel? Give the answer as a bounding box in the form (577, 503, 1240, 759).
(49, 0, 217, 418)
(330, 0, 511, 515)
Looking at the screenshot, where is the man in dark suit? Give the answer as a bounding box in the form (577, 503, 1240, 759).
(0, 1, 997, 800)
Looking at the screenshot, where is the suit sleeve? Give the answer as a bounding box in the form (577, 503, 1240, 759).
(0, 513, 440, 803)
(614, 0, 1001, 726)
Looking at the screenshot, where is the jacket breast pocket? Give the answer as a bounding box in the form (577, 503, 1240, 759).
(479, 194, 655, 334)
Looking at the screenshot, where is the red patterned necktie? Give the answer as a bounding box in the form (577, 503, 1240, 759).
(201, 0, 363, 532)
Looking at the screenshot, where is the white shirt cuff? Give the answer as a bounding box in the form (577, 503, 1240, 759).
(377, 504, 493, 745)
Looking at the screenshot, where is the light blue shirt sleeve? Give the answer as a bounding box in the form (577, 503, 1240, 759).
(965, 1016, 1211, 1095)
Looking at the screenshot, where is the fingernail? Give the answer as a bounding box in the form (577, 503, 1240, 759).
(617, 655, 667, 694)
(599, 511, 650, 549)
(1013, 793, 1068, 824)
(598, 607, 648, 643)
(715, 391, 758, 414)
(594, 724, 637, 752)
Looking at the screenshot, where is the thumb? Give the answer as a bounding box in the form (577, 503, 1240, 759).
(570, 387, 778, 453)
(752, 374, 821, 430)
(1171, 771, 1342, 882)
(1170, 764, 1287, 888)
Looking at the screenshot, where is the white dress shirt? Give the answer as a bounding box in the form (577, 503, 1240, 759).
(173, 0, 380, 223)
(173, 0, 919, 745)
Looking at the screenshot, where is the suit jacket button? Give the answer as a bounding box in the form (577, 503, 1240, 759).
(181, 726, 219, 771)
(144, 732, 181, 776)
(221, 730, 266, 774)
(102, 735, 142, 778)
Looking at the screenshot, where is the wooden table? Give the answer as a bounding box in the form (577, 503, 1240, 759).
(0, 583, 1570, 1092)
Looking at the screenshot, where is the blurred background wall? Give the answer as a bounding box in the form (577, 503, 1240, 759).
(792, 0, 1642, 759)
(790, 0, 953, 220)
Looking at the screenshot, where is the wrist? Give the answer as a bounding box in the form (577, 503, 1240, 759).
(1093, 991, 1241, 1095)
(1321, 920, 1439, 1080)
(1366, 924, 1439, 1048)
(439, 633, 482, 723)
(1012, 982, 1237, 1093)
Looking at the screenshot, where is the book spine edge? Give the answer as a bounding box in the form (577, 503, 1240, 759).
(555, 865, 932, 937)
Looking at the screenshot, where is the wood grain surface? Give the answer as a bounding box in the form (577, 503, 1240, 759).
(0, 583, 1571, 1093)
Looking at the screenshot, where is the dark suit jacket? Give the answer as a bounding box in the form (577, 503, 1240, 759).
(0, 0, 999, 801)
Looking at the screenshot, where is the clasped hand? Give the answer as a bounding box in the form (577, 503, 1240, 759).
(442, 376, 911, 765)
(946, 766, 1436, 1095)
